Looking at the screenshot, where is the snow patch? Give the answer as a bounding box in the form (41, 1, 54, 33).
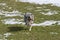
(0, 33, 14, 40)
(1, 18, 25, 24)
(43, 9, 51, 11)
(4, 33, 14, 38)
(50, 32, 58, 35)
(1, 19, 60, 26)
(32, 20, 57, 26)
(9, 7, 12, 9)
(0, 3, 6, 6)
(34, 7, 51, 12)
(17, 0, 60, 7)
(57, 21, 60, 25)
(32, 20, 60, 26)
(41, 11, 58, 15)
(0, 10, 23, 17)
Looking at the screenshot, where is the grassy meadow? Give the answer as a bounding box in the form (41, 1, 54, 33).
(0, 0, 60, 40)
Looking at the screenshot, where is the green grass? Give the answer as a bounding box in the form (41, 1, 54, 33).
(0, 24, 60, 40)
(0, 0, 60, 40)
